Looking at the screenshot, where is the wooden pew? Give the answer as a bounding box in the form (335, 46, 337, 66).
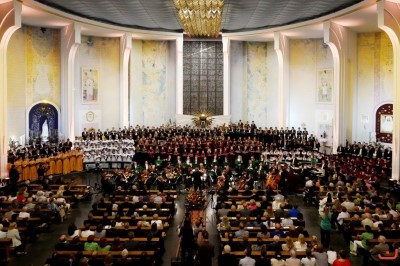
(54, 250, 154, 257)
(221, 237, 313, 244)
(67, 237, 160, 243)
(231, 250, 306, 258)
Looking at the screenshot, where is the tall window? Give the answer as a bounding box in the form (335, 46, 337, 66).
(183, 41, 223, 115)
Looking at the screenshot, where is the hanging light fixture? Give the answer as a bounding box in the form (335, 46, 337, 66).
(173, 0, 224, 38)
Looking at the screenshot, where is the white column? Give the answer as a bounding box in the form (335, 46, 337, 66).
(323, 21, 348, 153)
(378, 0, 400, 180)
(176, 36, 183, 115)
(222, 37, 231, 116)
(60, 23, 81, 142)
(274, 32, 289, 128)
(120, 33, 132, 127)
(0, 0, 21, 178)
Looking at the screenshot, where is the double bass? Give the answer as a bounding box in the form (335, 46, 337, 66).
(266, 172, 281, 190)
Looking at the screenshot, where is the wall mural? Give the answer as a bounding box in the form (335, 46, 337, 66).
(82, 68, 99, 104)
(316, 69, 333, 104)
(29, 103, 58, 143)
(375, 103, 393, 143)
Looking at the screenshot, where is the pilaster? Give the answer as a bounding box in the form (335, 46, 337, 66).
(222, 37, 231, 116)
(60, 23, 81, 141)
(0, 0, 21, 178)
(274, 32, 289, 128)
(120, 33, 131, 127)
(176, 36, 183, 115)
(378, 0, 400, 180)
(323, 21, 348, 153)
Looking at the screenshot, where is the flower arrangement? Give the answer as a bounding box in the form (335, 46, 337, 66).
(185, 189, 206, 210)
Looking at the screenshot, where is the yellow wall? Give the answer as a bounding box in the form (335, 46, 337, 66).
(7, 26, 60, 141)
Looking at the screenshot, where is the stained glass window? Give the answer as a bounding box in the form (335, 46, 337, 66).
(183, 41, 223, 115)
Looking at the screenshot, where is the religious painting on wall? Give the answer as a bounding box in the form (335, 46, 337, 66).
(316, 69, 333, 104)
(375, 104, 393, 143)
(380, 114, 393, 133)
(82, 68, 99, 104)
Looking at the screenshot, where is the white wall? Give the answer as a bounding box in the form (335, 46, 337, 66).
(74, 36, 120, 134)
(289, 39, 334, 142)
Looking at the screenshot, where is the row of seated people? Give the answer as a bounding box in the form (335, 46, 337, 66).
(46, 251, 153, 266)
(314, 179, 400, 264)
(92, 191, 175, 218)
(45, 186, 176, 265)
(324, 154, 391, 184)
(218, 245, 349, 266)
(0, 180, 91, 261)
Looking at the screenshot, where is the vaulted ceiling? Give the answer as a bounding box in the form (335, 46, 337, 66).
(33, 0, 364, 34)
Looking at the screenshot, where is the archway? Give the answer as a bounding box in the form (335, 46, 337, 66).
(27, 102, 59, 143)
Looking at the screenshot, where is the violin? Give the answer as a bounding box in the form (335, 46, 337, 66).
(141, 170, 149, 183)
(216, 175, 225, 191)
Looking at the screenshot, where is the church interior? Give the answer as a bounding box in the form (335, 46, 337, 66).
(1, 0, 400, 265)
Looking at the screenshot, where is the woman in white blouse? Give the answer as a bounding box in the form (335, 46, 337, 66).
(7, 222, 26, 255)
(294, 234, 308, 251)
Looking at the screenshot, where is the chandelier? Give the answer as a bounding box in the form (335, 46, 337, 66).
(173, 0, 224, 38)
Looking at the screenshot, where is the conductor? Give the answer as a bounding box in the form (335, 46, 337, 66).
(192, 166, 203, 191)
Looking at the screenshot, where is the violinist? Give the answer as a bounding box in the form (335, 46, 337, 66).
(121, 166, 132, 183)
(139, 169, 149, 190)
(156, 174, 166, 191)
(209, 165, 221, 184)
(216, 174, 225, 192)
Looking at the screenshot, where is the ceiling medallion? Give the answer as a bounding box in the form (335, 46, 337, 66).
(173, 0, 224, 38)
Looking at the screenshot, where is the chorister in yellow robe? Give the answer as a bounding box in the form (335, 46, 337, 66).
(48, 155, 56, 176)
(62, 152, 70, 175)
(76, 150, 84, 172)
(69, 150, 76, 172)
(56, 153, 63, 175)
(42, 157, 50, 175)
(22, 158, 30, 181)
(29, 159, 38, 180)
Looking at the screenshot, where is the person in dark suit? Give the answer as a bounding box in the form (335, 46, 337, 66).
(196, 231, 214, 266)
(9, 164, 20, 193)
(124, 231, 139, 251)
(54, 235, 71, 251)
(218, 244, 235, 266)
(179, 218, 194, 265)
(192, 166, 203, 191)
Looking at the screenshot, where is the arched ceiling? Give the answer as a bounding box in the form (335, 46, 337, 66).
(33, 0, 364, 34)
